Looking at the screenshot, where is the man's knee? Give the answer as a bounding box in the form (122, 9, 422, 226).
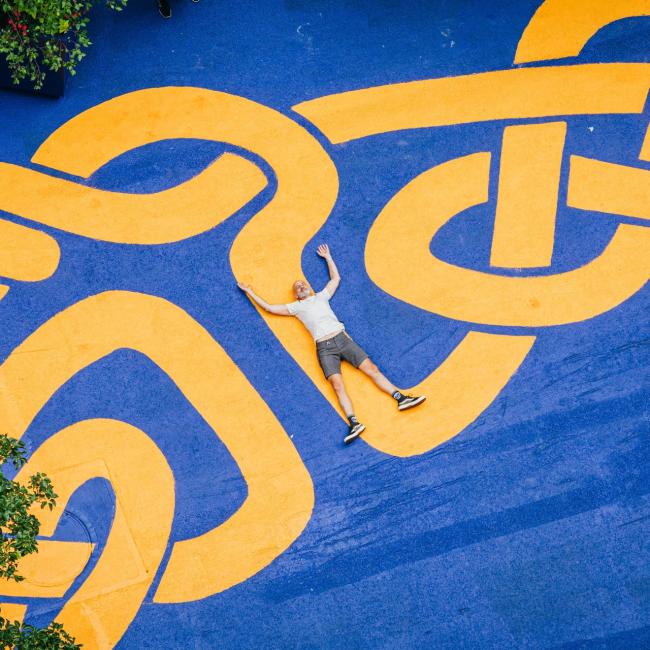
(328, 374, 345, 392)
(360, 358, 379, 375)
(329, 376, 344, 391)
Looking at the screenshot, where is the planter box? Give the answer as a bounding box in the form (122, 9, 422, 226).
(0, 55, 65, 98)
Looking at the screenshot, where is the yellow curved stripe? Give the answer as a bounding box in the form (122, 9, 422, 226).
(568, 155, 650, 222)
(365, 153, 650, 327)
(0, 154, 265, 244)
(491, 122, 566, 268)
(344, 332, 534, 457)
(230, 131, 532, 455)
(10, 420, 174, 650)
(515, 0, 650, 63)
(0, 218, 60, 281)
(21, 89, 340, 376)
(292, 64, 650, 144)
(221, 83, 536, 456)
(31, 86, 329, 181)
(0, 541, 92, 599)
(0, 291, 314, 605)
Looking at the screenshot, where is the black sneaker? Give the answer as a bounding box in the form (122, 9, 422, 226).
(397, 394, 426, 411)
(158, 0, 171, 18)
(344, 422, 365, 444)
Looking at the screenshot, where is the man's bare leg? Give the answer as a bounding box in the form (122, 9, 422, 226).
(328, 373, 365, 443)
(358, 358, 398, 395)
(328, 373, 355, 416)
(358, 358, 427, 411)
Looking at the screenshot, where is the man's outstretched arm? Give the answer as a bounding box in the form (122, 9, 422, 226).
(317, 244, 340, 297)
(237, 282, 291, 315)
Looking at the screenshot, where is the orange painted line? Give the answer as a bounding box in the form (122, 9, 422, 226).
(491, 122, 566, 268)
(293, 64, 650, 144)
(0, 155, 265, 245)
(9, 421, 173, 649)
(568, 155, 650, 222)
(0, 291, 313, 613)
(0, 540, 93, 599)
(515, 0, 650, 63)
(0, 603, 27, 623)
(0, 219, 60, 282)
(365, 153, 650, 327)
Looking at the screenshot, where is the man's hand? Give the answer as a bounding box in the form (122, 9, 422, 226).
(237, 281, 291, 315)
(317, 243, 340, 296)
(317, 244, 332, 259)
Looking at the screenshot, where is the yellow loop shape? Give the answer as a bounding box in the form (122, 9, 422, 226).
(515, 0, 650, 63)
(10, 419, 175, 650)
(2, 86, 340, 246)
(0, 290, 314, 610)
(288, 32, 650, 455)
(365, 153, 650, 327)
(0, 155, 265, 245)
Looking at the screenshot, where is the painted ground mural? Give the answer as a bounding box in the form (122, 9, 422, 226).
(1, 0, 649, 647)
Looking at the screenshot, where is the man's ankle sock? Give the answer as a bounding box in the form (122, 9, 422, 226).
(348, 415, 359, 426)
(392, 390, 403, 402)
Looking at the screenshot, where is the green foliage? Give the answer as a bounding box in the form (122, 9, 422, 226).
(0, 434, 56, 583)
(0, 434, 81, 648)
(0, 0, 127, 90)
(0, 618, 80, 649)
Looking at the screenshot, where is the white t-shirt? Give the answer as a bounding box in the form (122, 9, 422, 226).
(286, 288, 344, 341)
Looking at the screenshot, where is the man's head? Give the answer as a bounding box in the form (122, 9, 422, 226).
(293, 280, 312, 300)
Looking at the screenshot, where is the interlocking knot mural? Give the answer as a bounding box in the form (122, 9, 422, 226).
(1, 1, 649, 647)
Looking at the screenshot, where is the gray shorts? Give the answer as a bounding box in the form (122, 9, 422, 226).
(316, 331, 369, 379)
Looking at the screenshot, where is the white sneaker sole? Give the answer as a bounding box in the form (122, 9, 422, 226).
(344, 424, 366, 444)
(398, 396, 426, 411)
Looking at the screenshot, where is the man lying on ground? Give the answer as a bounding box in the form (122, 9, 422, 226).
(237, 244, 426, 445)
